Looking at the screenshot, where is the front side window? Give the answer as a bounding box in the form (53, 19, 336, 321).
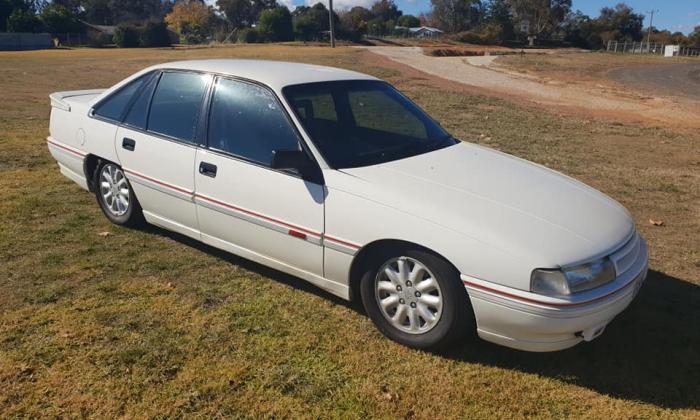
(94, 73, 150, 121)
(283, 80, 455, 169)
(147, 72, 210, 143)
(208, 78, 301, 166)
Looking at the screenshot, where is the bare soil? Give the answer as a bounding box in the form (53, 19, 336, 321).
(609, 62, 700, 100)
(367, 47, 700, 128)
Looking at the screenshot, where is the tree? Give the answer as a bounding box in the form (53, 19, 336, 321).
(509, 0, 571, 41)
(81, 0, 112, 25)
(216, 0, 252, 28)
(7, 8, 43, 32)
(107, 0, 166, 24)
(430, 0, 482, 33)
(596, 2, 643, 42)
(165, 0, 213, 43)
(339, 6, 372, 38)
(486, 0, 514, 39)
(258, 6, 293, 41)
(370, 0, 401, 22)
(292, 3, 335, 40)
(689, 26, 700, 47)
(217, 0, 277, 28)
(398, 14, 419, 28)
(39, 3, 81, 34)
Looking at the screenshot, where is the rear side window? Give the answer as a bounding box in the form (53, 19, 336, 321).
(207, 78, 301, 166)
(147, 72, 210, 143)
(94, 74, 149, 121)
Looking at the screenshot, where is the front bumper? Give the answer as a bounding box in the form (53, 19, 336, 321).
(463, 238, 648, 352)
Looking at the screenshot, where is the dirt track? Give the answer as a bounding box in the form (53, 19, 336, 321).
(608, 63, 700, 100)
(367, 46, 700, 128)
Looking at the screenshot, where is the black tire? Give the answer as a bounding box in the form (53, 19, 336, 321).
(93, 160, 144, 227)
(359, 247, 473, 351)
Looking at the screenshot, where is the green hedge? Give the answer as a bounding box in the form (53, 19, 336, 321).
(113, 20, 170, 48)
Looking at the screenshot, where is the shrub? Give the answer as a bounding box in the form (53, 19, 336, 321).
(113, 23, 140, 47)
(451, 31, 484, 44)
(237, 28, 259, 43)
(113, 21, 171, 48)
(87, 31, 113, 47)
(180, 22, 207, 44)
(140, 20, 170, 47)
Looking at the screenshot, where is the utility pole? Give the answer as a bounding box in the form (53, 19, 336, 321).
(646, 9, 658, 48)
(328, 0, 336, 48)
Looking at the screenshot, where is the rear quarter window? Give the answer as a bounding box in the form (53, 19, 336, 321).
(93, 73, 151, 121)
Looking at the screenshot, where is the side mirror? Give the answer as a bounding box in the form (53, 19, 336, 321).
(271, 149, 323, 184)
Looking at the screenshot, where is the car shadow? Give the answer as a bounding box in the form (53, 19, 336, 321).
(137, 224, 699, 410)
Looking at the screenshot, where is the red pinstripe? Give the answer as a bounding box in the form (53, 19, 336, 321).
(463, 278, 636, 308)
(122, 167, 360, 247)
(47, 138, 85, 158)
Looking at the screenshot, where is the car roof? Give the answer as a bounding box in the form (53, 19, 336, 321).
(148, 59, 378, 90)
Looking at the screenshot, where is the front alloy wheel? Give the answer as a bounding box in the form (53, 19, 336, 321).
(375, 257, 443, 334)
(360, 248, 473, 351)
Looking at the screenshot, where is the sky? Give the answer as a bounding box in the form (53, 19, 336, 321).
(272, 0, 700, 35)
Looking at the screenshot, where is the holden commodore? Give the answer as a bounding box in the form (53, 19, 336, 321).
(47, 60, 648, 351)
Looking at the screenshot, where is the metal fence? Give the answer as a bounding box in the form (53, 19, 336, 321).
(606, 40, 700, 57)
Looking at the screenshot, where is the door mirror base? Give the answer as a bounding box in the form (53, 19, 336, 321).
(271, 150, 323, 184)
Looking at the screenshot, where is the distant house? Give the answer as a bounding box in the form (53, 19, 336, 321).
(408, 26, 443, 38)
(82, 22, 116, 38)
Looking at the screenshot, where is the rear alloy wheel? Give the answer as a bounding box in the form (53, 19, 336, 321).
(94, 161, 143, 226)
(360, 248, 472, 351)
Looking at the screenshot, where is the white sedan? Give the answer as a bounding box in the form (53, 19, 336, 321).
(47, 59, 648, 351)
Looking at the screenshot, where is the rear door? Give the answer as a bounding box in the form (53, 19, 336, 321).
(193, 77, 325, 276)
(116, 70, 212, 239)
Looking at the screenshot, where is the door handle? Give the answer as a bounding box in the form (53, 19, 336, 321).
(122, 137, 136, 151)
(199, 162, 217, 178)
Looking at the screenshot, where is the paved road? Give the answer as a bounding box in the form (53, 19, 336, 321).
(608, 62, 700, 100)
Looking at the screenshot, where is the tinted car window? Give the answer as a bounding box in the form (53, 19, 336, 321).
(94, 74, 148, 121)
(283, 80, 455, 169)
(208, 78, 301, 166)
(123, 72, 159, 129)
(148, 72, 210, 143)
(348, 89, 427, 139)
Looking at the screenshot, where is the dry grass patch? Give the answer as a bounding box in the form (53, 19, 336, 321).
(1, 44, 699, 418)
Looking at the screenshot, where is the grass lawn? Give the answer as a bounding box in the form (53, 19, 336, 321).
(1, 45, 698, 418)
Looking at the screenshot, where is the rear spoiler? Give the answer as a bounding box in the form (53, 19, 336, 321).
(49, 89, 105, 112)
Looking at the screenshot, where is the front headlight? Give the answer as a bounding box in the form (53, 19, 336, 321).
(531, 258, 616, 297)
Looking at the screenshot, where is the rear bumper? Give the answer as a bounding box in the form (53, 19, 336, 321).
(463, 238, 648, 352)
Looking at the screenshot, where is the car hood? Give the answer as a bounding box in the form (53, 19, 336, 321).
(337, 142, 634, 267)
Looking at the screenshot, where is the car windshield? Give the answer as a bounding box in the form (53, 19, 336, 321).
(283, 80, 457, 169)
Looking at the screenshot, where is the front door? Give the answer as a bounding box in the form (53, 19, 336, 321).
(193, 77, 325, 277)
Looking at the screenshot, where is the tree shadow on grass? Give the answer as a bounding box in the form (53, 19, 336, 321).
(138, 225, 699, 409)
(444, 269, 700, 410)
